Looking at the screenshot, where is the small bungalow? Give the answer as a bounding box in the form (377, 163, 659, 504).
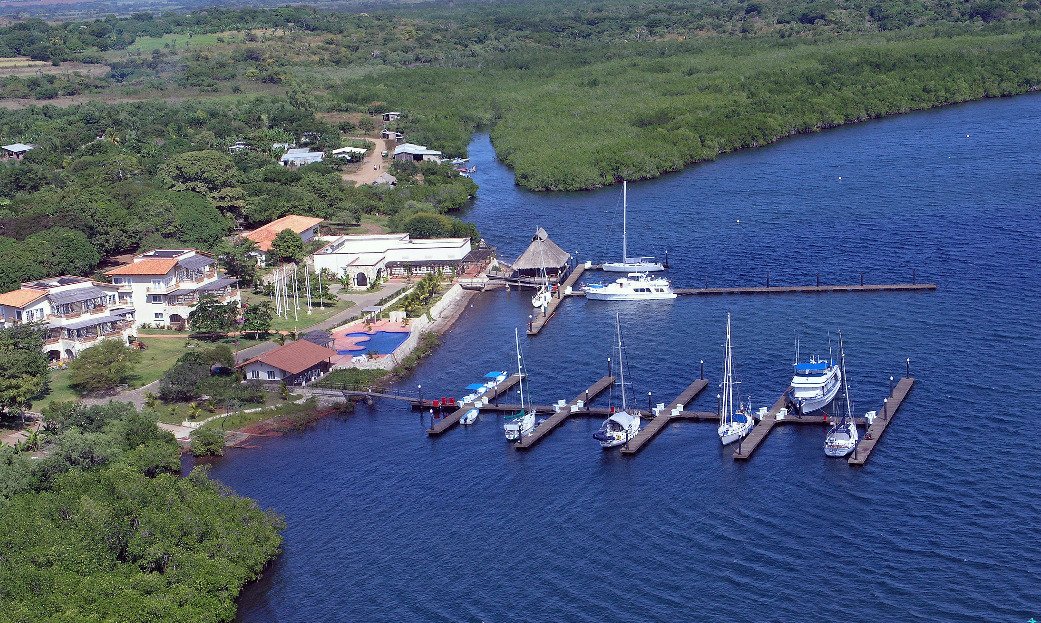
(381, 130, 404, 142)
(382, 112, 402, 122)
(280, 148, 324, 168)
(393, 143, 442, 163)
(1, 143, 34, 160)
(512, 227, 572, 279)
(238, 339, 337, 385)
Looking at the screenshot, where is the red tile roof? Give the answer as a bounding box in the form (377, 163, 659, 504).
(239, 339, 337, 375)
(106, 259, 179, 276)
(243, 215, 324, 252)
(0, 288, 46, 308)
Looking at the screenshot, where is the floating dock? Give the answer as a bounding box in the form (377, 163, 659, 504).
(526, 264, 587, 335)
(425, 374, 523, 436)
(848, 377, 914, 465)
(620, 379, 710, 455)
(514, 375, 615, 450)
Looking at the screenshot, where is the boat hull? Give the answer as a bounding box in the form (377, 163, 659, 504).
(790, 367, 842, 413)
(602, 262, 664, 272)
(460, 409, 479, 425)
(718, 420, 753, 446)
(585, 290, 677, 301)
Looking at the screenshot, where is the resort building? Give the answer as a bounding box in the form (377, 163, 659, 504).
(106, 249, 239, 330)
(312, 233, 492, 288)
(0, 276, 134, 361)
(1, 143, 34, 160)
(392, 143, 443, 163)
(238, 339, 337, 385)
(241, 215, 324, 267)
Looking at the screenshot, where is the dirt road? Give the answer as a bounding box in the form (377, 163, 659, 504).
(341, 137, 389, 186)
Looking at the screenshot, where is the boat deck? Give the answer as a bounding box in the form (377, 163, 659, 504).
(425, 374, 522, 436)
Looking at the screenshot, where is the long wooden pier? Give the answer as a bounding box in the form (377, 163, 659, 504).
(848, 377, 914, 465)
(732, 392, 790, 460)
(425, 374, 522, 436)
(620, 379, 710, 455)
(515, 375, 615, 449)
(526, 264, 587, 336)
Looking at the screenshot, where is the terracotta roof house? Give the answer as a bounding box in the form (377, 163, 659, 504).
(0, 276, 133, 361)
(241, 215, 324, 266)
(238, 339, 337, 385)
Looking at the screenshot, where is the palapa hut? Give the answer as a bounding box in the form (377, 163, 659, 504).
(511, 227, 572, 280)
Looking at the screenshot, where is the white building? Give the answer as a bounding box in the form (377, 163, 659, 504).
(312, 233, 476, 287)
(106, 249, 239, 330)
(330, 146, 368, 160)
(0, 276, 134, 361)
(238, 339, 336, 385)
(280, 148, 324, 167)
(241, 215, 324, 266)
(392, 143, 442, 162)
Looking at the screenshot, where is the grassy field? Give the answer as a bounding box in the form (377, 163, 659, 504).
(118, 32, 225, 56)
(241, 291, 352, 333)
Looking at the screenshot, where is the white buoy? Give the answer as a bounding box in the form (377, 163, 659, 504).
(736, 219, 740, 223)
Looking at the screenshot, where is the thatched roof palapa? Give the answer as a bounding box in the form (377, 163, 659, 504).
(512, 227, 571, 275)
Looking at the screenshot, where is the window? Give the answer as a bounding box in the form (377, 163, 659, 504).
(250, 370, 259, 379)
(151, 295, 164, 304)
(154, 313, 164, 320)
(266, 370, 277, 380)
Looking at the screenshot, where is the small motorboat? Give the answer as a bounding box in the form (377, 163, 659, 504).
(460, 409, 479, 425)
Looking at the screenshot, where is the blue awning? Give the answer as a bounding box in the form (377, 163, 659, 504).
(795, 361, 832, 371)
(484, 371, 506, 378)
(466, 383, 487, 390)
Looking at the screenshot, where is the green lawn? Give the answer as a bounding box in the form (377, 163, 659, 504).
(241, 291, 351, 333)
(118, 32, 224, 56)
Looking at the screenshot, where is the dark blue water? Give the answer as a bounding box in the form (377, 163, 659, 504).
(338, 331, 410, 356)
(217, 96, 1041, 622)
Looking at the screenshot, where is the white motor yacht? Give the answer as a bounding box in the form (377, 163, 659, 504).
(790, 345, 842, 414)
(584, 272, 676, 301)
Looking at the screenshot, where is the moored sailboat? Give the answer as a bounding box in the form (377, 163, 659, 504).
(593, 314, 642, 448)
(824, 333, 859, 457)
(503, 328, 535, 441)
(602, 181, 665, 273)
(717, 313, 754, 446)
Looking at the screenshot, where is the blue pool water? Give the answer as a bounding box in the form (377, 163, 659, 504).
(204, 95, 1040, 622)
(337, 331, 409, 356)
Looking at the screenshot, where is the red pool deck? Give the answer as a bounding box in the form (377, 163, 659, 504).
(329, 318, 412, 365)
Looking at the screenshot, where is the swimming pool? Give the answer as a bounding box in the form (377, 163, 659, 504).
(338, 331, 410, 356)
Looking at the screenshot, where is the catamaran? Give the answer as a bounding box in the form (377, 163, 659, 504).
(583, 272, 676, 301)
(717, 313, 755, 446)
(824, 333, 859, 457)
(593, 314, 642, 448)
(602, 181, 666, 273)
(503, 328, 536, 441)
(789, 338, 842, 414)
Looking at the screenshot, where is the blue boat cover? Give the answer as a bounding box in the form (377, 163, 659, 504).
(794, 361, 832, 371)
(484, 371, 506, 378)
(466, 383, 487, 390)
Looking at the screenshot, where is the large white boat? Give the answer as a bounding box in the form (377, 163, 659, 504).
(602, 181, 666, 273)
(789, 340, 842, 414)
(594, 314, 642, 448)
(718, 313, 755, 446)
(583, 272, 677, 301)
(824, 334, 859, 457)
(503, 329, 536, 442)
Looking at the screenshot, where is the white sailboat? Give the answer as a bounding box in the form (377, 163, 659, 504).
(503, 328, 535, 441)
(531, 227, 553, 308)
(583, 272, 677, 301)
(717, 313, 754, 446)
(789, 337, 842, 414)
(593, 314, 642, 448)
(602, 181, 666, 273)
(824, 333, 859, 457)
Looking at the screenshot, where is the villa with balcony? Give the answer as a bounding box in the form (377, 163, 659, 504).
(0, 276, 134, 361)
(106, 249, 240, 330)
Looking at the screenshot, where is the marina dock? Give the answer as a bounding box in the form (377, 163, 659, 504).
(526, 264, 587, 335)
(425, 374, 523, 436)
(848, 377, 914, 465)
(732, 392, 789, 460)
(620, 379, 710, 455)
(515, 375, 615, 449)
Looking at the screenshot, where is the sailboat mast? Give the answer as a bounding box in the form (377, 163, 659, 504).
(839, 333, 852, 424)
(723, 313, 733, 426)
(615, 313, 627, 412)
(514, 328, 524, 412)
(622, 181, 628, 262)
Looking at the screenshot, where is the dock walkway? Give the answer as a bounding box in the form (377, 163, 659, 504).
(849, 377, 914, 465)
(515, 375, 615, 449)
(426, 374, 522, 436)
(527, 264, 587, 335)
(732, 392, 790, 460)
(620, 379, 709, 455)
